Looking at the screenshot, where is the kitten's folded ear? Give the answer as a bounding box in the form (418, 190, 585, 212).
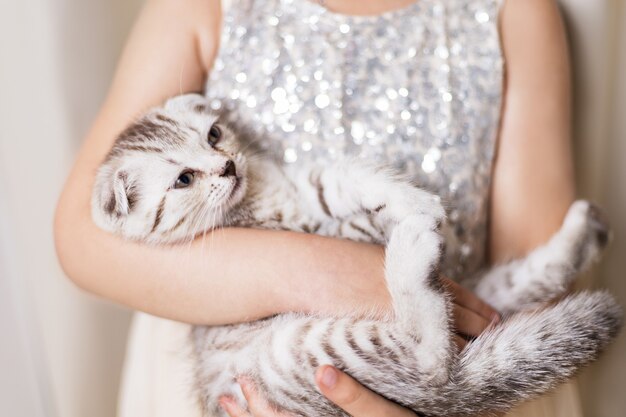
(99, 169, 137, 219)
(164, 93, 209, 113)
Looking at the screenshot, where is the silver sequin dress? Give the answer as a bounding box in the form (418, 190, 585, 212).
(206, 0, 504, 279)
(118, 2, 584, 416)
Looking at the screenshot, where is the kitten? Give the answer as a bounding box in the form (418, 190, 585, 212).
(92, 94, 622, 417)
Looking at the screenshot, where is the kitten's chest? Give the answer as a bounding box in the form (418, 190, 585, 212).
(234, 163, 341, 235)
(238, 163, 381, 242)
(246, 185, 330, 234)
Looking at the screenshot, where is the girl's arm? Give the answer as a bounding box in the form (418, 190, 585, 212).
(54, 0, 392, 325)
(489, 0, 576, 261)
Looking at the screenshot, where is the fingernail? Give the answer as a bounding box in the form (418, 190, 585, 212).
(219, 396, 235, 411)
(320, 366, 338, 389)
(491, 313, 501, 324)
(236, 376, 252, 393)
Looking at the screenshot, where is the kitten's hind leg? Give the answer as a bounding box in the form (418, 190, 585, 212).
(431, 291, 623, 416)
(473, 200, 611, 314)
(384, 214, 454, 381)
(307, 161, 454, 379)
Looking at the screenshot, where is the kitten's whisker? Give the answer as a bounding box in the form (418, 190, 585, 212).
(193, 200, 211, 247)
(208, 202, 221, 252)
(212, 202, 225, 245)
(183, 198, 208, 257)
(182, 199, 206, 266)
(199, 201, 216, 255)
(238, 138, 263, 155)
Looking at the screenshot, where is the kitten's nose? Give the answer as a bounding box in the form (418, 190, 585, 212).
(220, 160, 237, 177)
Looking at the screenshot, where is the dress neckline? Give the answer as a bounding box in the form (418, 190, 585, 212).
(299, 0, 423, 23)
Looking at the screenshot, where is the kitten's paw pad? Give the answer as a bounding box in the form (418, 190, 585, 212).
(564, 200, 612, 250)
(396, 215, 445, 242)
(386, 216, 444, 286)
(414, 196, 446, 226)
(380, 189, 446, 226)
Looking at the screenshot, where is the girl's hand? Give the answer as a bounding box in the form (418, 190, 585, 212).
(218, 366, 417, 417)
(218, 377, 292, 417)
(441, 275, 501, 349)
(315, 366, 417, 416)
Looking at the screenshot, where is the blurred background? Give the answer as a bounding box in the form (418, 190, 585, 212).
(0, 0, 624, 416)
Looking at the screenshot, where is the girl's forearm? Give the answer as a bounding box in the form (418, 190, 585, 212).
(55, 183, 388, 325)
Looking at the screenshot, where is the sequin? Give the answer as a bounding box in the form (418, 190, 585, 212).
(283, 148, 298, 163)
(435, 46, 450, 59)
(315, 94, 330, 109)
(206, 0, 504, 280)
(210, 99, 222, 110)
(351, 121, 365, 143)
(422, 157, 437, 174)
(246, 96, 257, 108)
(386, 88, 398, 100)
(303, 119, 316, 132)
(475, 11, 490, 23)
(375, 97, 389, 111)
(422, 147, 442, 174)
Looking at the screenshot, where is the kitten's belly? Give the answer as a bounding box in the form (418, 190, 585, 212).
(192, 315, 345, 417)
(192, 316, 321, 416)
(192, 321, 271, 415)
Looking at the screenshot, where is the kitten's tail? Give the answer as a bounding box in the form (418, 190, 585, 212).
(417, 291, 622, 416)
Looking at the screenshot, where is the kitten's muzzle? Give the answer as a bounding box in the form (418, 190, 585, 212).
(220, 160, 237, 178)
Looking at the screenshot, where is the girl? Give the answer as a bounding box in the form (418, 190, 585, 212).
(54, 0, 579, 415)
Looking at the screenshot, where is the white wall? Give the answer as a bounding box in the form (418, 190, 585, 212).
(0, 1, 624, 416)
(0, 193, 51, 417)
(563, 1, 626, 416)
(0, 1, 141, 416)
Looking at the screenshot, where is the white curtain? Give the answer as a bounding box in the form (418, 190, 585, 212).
(561, 1, 626, 416)
(0, 1, 624, 416)
(0, 1, 140, 417)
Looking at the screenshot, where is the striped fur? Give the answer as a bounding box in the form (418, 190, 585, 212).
(92, 94, 622, 416)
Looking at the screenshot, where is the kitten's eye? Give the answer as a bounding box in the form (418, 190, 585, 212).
(174, 171, 195, 189)
(208, 124, 222, 146)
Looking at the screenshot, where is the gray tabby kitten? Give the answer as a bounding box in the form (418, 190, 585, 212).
(92, 94, 622, 417)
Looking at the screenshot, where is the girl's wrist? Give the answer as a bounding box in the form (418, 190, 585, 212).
(284, 233, 388, 317)
(283, 233, 333, 314)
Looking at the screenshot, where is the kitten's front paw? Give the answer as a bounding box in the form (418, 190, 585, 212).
(386, 189, 446, 227)
(562, 200, 612, 268)
(386, 215, 445, 291)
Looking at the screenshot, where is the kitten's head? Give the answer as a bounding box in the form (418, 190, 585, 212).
(92, 94, 248, 243)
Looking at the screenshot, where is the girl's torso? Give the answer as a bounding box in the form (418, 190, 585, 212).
(205, 0, 504, 278)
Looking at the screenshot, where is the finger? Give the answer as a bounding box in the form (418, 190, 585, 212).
(316, 366, 416, 417)
(442, 277, 501, 323)
(219, 396, 252, 417)
(454, 334, 467, 350)
(452, 304, 492, 338)
(238, 377, 292, 417)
